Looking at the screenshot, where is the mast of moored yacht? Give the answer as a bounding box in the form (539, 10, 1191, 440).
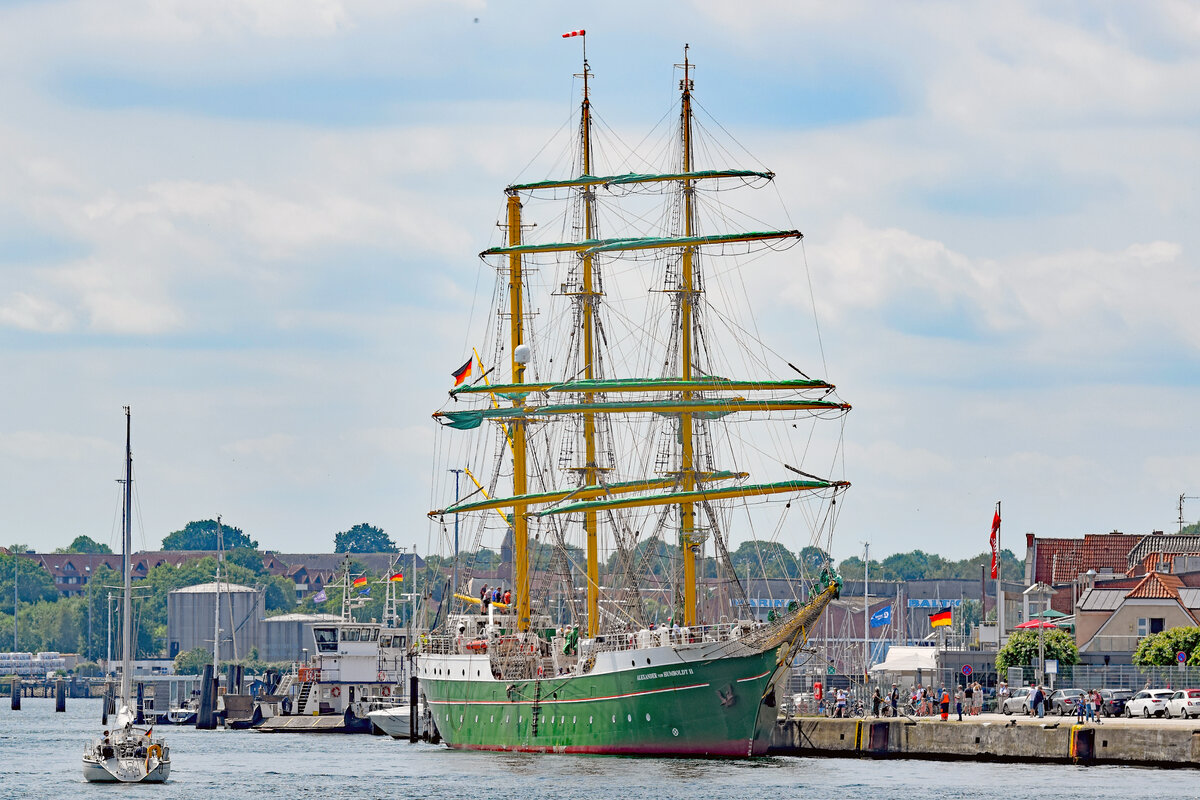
(120, 406, 133, 708)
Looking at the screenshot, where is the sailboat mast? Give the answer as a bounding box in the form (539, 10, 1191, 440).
(678, 46, 700, 627)
(506, 191, 532, 632)
(120, 406, 133, 705)
(578, 52, 602, 639)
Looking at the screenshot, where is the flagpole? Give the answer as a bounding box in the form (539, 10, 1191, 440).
(996, 501, 1004, 645)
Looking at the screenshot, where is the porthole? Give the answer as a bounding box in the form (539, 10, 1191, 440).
(490, 715, 495, 723)
(477, 670, 480, 677)
(589, 716, 593, 724)
(631, 660, 636, 666)
(646, 658, 651, 665)
(459, 714, 464, 723)
(572, 716, 577, 723)
(645, 713, 651, 722)
(518, 716, 523, 724)
(611, 715, 616, 723)
(627, 714, 632, 722)
(474, 715, 479, 723)
(672, 727, 679, 737)
(462, 669, 465, 676)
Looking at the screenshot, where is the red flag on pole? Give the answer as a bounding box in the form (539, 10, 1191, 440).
(989, 506, 1001, 579)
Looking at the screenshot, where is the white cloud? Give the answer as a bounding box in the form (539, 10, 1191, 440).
(0, 292, 73, 332)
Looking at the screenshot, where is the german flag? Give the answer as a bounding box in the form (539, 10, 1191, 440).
(452, 357, 473, 387)
(352, 576, 368, 588)
(929, 607, 952, 628)
(388, 572, 404, 582)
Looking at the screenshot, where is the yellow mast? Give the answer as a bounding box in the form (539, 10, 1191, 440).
(678, 47, 700, 627)
(578, 56, 602, 639)
(506, 191, 532, 632)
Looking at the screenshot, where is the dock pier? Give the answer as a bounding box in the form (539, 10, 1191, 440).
(772, 715, 1200, 768)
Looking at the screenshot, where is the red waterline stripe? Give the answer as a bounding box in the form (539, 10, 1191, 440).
(427, 681, 711, 707)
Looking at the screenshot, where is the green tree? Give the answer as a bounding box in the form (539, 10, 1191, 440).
(0, 555, 58, 612)
(1133, 626, 1200, 666)
(265, 575, 297, 613)
(57, 535, 113, 554)
(995, 629, 1079, 672)
(162, 519, 257, 551)
(729, 540, 801, 580)
(173, 647, 212, 675)
(225, 548, 266, 576)
(798, 546, 832, 572)
(334, 523, 397, 553)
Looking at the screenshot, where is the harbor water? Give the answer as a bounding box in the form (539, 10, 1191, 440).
(1, 699, 1167, 799)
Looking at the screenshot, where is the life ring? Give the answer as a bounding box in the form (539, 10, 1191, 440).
(382, 686, 391, 697)
(331, 686, 341, 698)
(378, 671, 386, 682)
(145, 743, 162, 769)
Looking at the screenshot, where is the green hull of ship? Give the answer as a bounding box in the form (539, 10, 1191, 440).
(421, 646, 784, 757)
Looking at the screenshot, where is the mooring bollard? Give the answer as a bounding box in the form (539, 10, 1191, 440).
(55, 678, 66, 712)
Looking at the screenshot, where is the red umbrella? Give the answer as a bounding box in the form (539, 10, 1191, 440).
(1015, 619, 1059, 629)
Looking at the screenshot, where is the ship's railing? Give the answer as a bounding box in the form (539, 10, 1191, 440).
(416, 620, 762, 659)
(583, 621, 758, 656)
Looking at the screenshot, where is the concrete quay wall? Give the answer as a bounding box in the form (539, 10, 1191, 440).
(771, 716, 1200, 768)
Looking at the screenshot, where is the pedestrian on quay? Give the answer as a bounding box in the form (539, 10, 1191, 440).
(480, 584, 490, 609)
(872, 687, 882, 717)
(972, 682, 984, 716)
(890, 684, 900, 718)
(1077, 690, 1087, 723)
(835, 688, 847, 718)
(1033, 684, 1045, 719)
(955, 684, 964, 721)
(963, 681, 973, 716)
(1092, 690, 1104, 724)
(940, 687, 950, 721)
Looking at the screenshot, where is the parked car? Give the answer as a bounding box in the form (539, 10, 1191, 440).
(1000, 687, 1031, 715)
(1166, 689, 1200, 719)
(1048, 688, 1085, 716)
(1125, 689, 1173, 718)
(1099, 689, 1131, 717)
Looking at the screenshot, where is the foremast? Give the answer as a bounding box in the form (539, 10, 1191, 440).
(677, 46, 700, 627)
(577, 51, 602, 639)
(506, 191, 532, 632)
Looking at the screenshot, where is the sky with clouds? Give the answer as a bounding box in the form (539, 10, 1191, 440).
(1, 1, 1197, 564)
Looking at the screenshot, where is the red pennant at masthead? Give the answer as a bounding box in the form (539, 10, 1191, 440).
(452, 357, 473, 387)
(561, 29, 585, 38)
(989, 506, 1001, 579)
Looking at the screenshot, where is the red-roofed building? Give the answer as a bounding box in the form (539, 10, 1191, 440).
(1075, 571, 1200, 662)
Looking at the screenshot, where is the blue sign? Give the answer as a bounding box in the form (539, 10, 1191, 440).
(906, 598, 964, 608)
(962, 664, 973, 676)
(1178, 651, 1188, 664)
(869, 605, 892, 628)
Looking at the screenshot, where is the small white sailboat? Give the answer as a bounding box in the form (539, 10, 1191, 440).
(83, 407, 171, 783)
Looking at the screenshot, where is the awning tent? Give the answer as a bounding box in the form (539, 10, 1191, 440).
(867, 646, 938, 674)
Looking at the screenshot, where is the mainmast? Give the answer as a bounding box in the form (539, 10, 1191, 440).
(677, 46, 701, 627)
(576, 43, 603, 639)
(120, 406, 133, 707)
(506, 191, 532, 632)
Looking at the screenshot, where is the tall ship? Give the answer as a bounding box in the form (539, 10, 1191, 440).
(417, 40, 850, 757)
